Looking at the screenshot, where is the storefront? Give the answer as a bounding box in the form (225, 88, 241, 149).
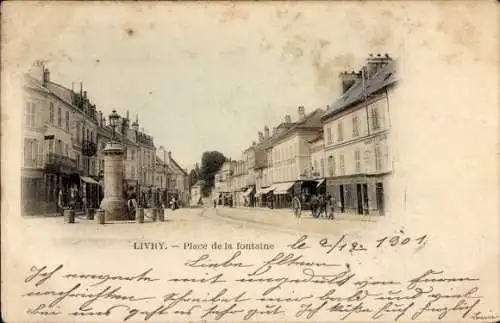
(80, 176, 100, 209)
(21, 168, 44, 214)
(326, 174, 388, 216)
(256, 186, 275, 208)
(272, 181, 296, 209)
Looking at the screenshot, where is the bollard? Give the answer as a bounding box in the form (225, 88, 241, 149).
(86, 208, 95, 220)
(95, 209, 105, 224)
(136, 208, 144, 223)
(151, 208, 157, 222)
(64, 208, 75, 224)
(158, 208, 165, 222)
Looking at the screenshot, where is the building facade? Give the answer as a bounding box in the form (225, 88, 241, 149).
(322, 54, 397, 216)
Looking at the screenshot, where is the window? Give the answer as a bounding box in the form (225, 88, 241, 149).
(65, 111, 70, 131)
(86, 129, 90, 141)
(24, 102, 36, 128)
(57, 107, 62, 127)
(49, 103, 54, 124)
(375, 144, 382, 171)
(131, 149, 135, 161)
(320, 158, 325, 177)
(364, 151, 372, 172)
(337, 121, 344, 142)
(24, 139, 37, 167)
(314, 160, 318, 174)
(327, 126, 332, 145)
(65, 144, 68, 156)
(355, 150, 361, 173)
(339, 154, 345, 175)
(76, 125, 81, 142)
(352, 115, 359, 137)
(372, 107, 380, 130)
(56, 140, 63, 154)
(328, 156, 336, 177)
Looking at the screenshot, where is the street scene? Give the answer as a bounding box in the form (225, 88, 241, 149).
(7, 2, 499, 322)
(22, 53, 396, 224)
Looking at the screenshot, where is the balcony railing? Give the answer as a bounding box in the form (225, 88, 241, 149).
(45, 152, 78, 172)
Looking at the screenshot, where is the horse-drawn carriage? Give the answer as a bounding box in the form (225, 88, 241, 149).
(291, 180, 325, 218)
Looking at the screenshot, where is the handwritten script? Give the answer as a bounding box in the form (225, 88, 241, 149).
(21, 233, 498, 322)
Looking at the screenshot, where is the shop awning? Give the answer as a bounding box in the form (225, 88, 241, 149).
(273, 181, 296, 195)
(316, 178, 326, 188)
(243, 187, 254, 197)
(80, 176, 99, 185)
(256, 186, 275, 196)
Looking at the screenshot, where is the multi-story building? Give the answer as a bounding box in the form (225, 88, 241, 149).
(229, 159, 247, 207)
(242, 144, 258, 206)
(213, 160, 234, 206)
(268, 106, 325, 208)
(309, 134, 326, 180)
(321, 54, 397, 216)
(22, 61, 102, 213)
(156, 146, 189, 206)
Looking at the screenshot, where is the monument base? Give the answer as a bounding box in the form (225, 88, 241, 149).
(100, 198, 127, 221)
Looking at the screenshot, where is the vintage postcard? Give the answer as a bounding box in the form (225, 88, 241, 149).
(1, 1, 498, 322)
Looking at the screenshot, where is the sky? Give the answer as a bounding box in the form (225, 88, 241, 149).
(5, 1, 494, 170)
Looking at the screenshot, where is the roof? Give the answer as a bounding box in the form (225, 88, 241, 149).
(322, 59, 398, 121)
(24, 75, 51, 94)
(308, 134, 324, 143)
(271, 108, 325, 145)
(169, 157, 188, 176)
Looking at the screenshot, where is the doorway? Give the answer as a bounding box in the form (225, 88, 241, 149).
(339, 185, 345, 213)
(356, 184, 363, 214)
(376, 182, 384, 216)
(362, 183, 369, 215)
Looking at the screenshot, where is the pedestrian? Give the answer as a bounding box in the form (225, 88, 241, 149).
(319, 194, 327, 218)
(57, 187, 64, 216)
(310, 194, 319, 218)
(328, 194, 335, 219)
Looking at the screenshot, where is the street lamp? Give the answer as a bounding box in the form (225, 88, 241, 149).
(109, 109, 119, 141)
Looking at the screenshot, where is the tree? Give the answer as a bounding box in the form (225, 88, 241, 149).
(198, 151, 227, 197)
(189, 169, 198, 187)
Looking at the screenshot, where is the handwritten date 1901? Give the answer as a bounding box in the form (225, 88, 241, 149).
(375, 230, 428, 249)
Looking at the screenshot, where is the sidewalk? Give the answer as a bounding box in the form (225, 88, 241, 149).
(230, 206, 380, 222)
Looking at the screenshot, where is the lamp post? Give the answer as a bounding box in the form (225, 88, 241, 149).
(99, 110, 127, 221)
(109, 109, 119, 141)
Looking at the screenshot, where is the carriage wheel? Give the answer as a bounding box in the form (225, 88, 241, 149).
(292, 197, 301, 218)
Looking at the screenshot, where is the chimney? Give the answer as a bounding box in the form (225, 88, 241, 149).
(285, 115, 292, 123)
(297, 106, 305, 120)
(28, 60, 45, 83)
(132, 114, 139, 131)
(43, 68, 50, 85)
(366, 53, 392, 78)
(264, 126, 270, 138)
(258, 131, 264, 143)
(166, 151, 172, 166)
(339, 70, 362, 94)
(98, 111, 103, 127)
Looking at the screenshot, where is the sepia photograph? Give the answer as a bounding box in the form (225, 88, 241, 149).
(1, 1, 498, 322)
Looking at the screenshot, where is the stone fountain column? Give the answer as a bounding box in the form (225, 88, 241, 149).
(100, 141, 127, 220)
